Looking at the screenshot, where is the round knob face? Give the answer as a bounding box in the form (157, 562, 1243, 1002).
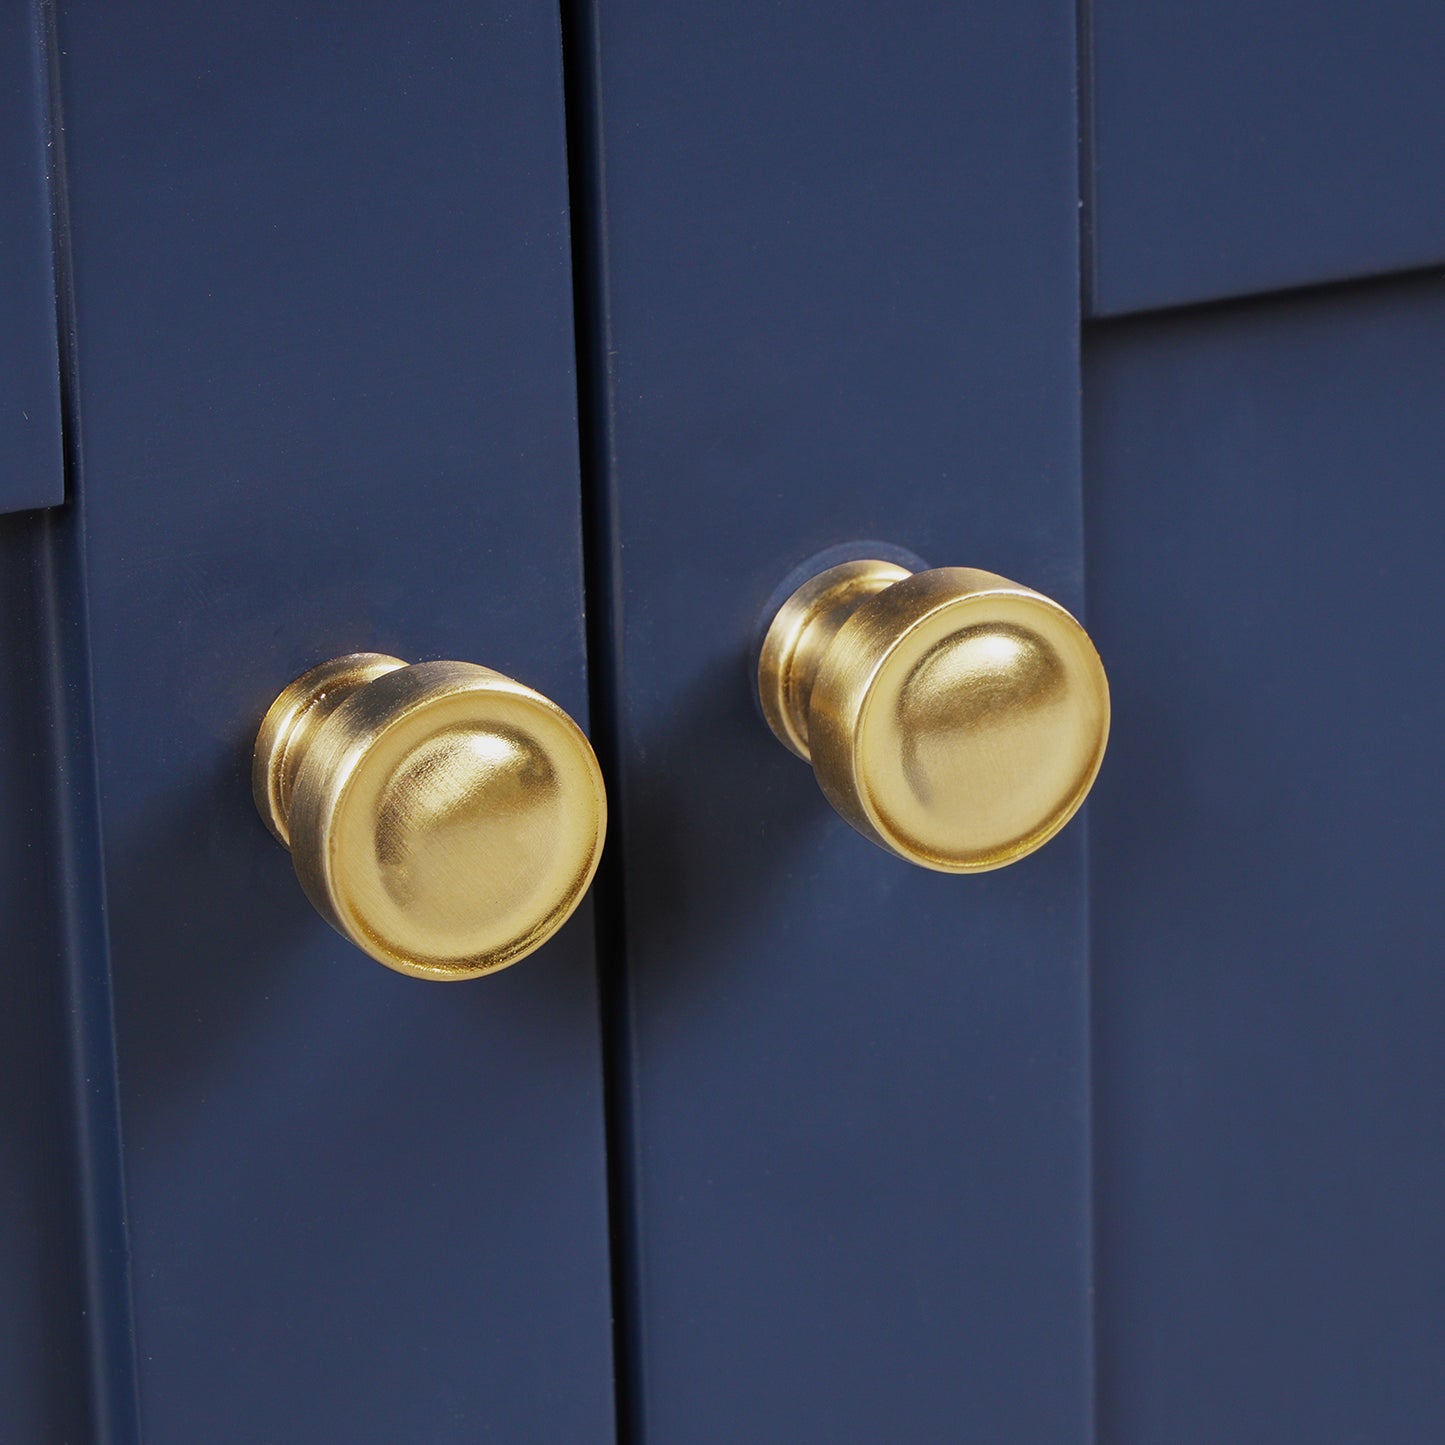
(764, 564, 1109, 872)
(258, 658, 605, 979)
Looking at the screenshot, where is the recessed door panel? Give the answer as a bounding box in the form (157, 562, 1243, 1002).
(1087, 273, 1445, 1441)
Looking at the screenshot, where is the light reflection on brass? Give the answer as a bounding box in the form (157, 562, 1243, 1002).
(254, 654, 605, 979)
(758, 559, 1109, 871)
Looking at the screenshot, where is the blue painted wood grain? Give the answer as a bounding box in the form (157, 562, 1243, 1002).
(1086, 0, 1445, 314)
(1087, 272, 1445, 1440)
(570, 1, 1094, 1438)
(50, 1, 615, 1437)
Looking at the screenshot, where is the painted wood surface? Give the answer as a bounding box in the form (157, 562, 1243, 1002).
(570, 1, 1094, 1437)
(37, 1, 616, 1438)
(0, 0, 64, 511)
(1087, 271, 1445, 1441)
(1086, 0, 1445, 314)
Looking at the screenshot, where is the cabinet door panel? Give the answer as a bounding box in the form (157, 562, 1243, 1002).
(52, 2, 613, 1439)
(1086, 0, 1445, 314)
(572, 2, 1092, 1438)
(1087, 274, 1445, 1441)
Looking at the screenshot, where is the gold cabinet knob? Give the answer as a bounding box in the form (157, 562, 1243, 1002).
(758, 559, 1109, 872)
(253, 653, 606, 979)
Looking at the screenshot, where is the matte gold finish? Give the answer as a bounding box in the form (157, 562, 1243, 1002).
(759, 560, 1110, 872)
(254, 653, 606, 979)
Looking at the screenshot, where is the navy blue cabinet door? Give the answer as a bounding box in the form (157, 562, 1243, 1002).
(570, 1, 1094, 1439)
(7, 4, 1443, 1442)
(572, 4, 1445, 1441)
(0, 2, 614, 1440)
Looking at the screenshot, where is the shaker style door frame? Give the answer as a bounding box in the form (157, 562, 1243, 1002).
(565, 2, 1095, 1439)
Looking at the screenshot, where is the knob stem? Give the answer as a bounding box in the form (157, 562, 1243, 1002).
(758, 560, 912, 760)
(252, 652, 406, 846)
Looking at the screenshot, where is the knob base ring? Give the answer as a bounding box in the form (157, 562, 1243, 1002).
(252, 653, 406, 846)
(758, 559, 912, 760)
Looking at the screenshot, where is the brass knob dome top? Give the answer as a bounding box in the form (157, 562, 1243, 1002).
(759, 559, 1109, 872)
(254, 653, 606, 979)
